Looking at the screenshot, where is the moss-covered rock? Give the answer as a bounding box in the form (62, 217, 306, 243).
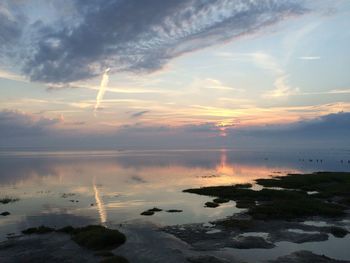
(22, 226, 55, 234)
(72, 225, 126, 250)
(184, 172, 350, 220)
(99, 255, 130, 263)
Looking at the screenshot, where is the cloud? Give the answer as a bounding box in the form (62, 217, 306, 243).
(251, 52, 299, 98)
(298, 56, 321, 60)
(0, 2, 25, 50)
(198, 78, 242, 91)
(0, 109, 349, 149)
(0, 109, 61, 137)
(94, 68, 110, 114)
(0, 68, 26, 82)
(130, 110, 149, 118)
(19, 0, 307, 83)
(239, 111, 350, 140)
(263, 74, 299, 98)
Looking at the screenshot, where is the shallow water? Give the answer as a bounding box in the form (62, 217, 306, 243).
(226, 235, 350, 262)
(0, 148, 350, 259)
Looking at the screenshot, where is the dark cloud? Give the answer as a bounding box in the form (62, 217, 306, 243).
(232, 112, 350, 149)
(0, 2, 25, 54)
(21, 0, 307, 83)
(130, 110, 149, 118)
(129, 175, 147, 184)
(241, 111, 350, 137)
(0, 109, 60, 138)
(2, 109, 348, 150)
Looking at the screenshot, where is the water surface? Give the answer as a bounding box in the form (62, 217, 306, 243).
(0, 149, 349, 246)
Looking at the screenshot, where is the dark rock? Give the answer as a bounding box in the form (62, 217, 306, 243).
(231, 236, 275, 249)
(141, 211, 154, 216)
(213, 198, 230, 204)
(268, 250, 349, 263)
(205, 202, 219, 208)
(187, 255, 231, 263)
(1, 211, 10, 216)
(328, 226, 349, 238)
(147, 207, 162, 212)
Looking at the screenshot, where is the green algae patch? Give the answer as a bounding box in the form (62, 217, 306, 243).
(214, 218, 255, 230)
(184, 172, 350, 220)
(99, 255, 130, 263)
(235, 199, 255, 209)
(95, 251, 115, 257)
(249, 198, 345, 220)
(22, 225, 126, 251)
(0, 197, 19, 204)
(256, 172, 350, 198)
(22, 226, 55, 234)
(72, 225, 126, 250)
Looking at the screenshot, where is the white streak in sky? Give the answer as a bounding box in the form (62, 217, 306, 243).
(94, 68, 110, 115)
(93, 177, 107, 225)
(299, 56, 321, 60)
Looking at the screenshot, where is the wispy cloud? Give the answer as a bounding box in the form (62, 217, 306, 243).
(94, 68, 110, 115)
(298, 56, 321, 60)
(201, 79, 242, 91)
(130, 110, 149, 118)
(6, 0, 308, 83)
(0, 69, 26, 82)
(252, 52, 299, 98)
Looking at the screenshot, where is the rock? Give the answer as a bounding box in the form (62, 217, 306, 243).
(213, 198, 230, 204)
(147, 207, 162, 212)
(140, 211, 154, 216)
(328, 227, 348, 238)
(271, 230, 329, 243)
(166, 209, 183, 213)
(231, 236, 275, 249)
(187, 255, 231, 263)
(1, 211, 10, 216)
(140, 207, 163, 215)
(205, 202, 219, 208)
(268, 250, 349, 263)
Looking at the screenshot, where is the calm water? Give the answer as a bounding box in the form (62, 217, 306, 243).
(0, 149, 350, 259)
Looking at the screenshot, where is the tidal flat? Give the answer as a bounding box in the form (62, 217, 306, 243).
(0, 150, 350, 262)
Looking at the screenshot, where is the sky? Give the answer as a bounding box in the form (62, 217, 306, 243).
(0, 0, 349, 150)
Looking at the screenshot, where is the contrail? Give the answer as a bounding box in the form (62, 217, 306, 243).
(93, 177, 107, 225)
(94, 68, 110, 115)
